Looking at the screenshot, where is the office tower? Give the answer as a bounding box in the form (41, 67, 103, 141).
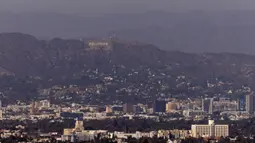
(202, 98, 209, 112)
(0, 110, 3, 120)
(191, 120, 229, 138)
(166, 102, 177, 113)
(133, 105, 143, 113)
(246, 94, 254, 114)
(202, 98, 214, 114)
(30, 101, 35, 114)
(209, 98, 214, 115)
(153, 100, 166, 113)
(238, 95, 245, 111)
(123, 103, 133, 113)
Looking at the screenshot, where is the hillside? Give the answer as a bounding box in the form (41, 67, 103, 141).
(0, 33, 254, 104)
(0, 33, 167, 76)
(2, 11, 255, 53)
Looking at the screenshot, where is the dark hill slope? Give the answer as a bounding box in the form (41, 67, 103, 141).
(0, 33, 173, 77)
(0, 33, 254, 80)
(0, 33, 255, 102)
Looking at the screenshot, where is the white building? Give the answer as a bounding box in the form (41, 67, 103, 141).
(0, 110, 3, 120)
(183, 110, 206, 117)
(191, 120, 229, 138)
(40, 100, 51, 109)
(62, 119, 108, 142)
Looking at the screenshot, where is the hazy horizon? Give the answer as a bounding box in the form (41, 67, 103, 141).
(1, 0, 255, 15)
(1, 0, 255, 53)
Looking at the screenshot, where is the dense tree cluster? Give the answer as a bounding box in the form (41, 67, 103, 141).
(1, 118, 255, 137)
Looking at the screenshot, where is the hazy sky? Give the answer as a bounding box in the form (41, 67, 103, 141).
(1, 0, 255, 15)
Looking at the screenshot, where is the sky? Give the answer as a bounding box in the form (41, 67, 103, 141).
(1, 0, 255, 15)
(1, 0, 255, 53)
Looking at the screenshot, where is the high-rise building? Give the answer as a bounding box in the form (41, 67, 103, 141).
(74, 119, 84, 131)
(202, 98, 214, 114)
(238, 95, 246, 111)
(191, 120, 229, 138)
(30, 101, 36, 114)
(246, 94, 254, 114)
(105, 105, 112, 113)
(166, 102, 177, 113)
(153, 100, 166, 113)
(0, 110, 3, 120)
(202, 99, 210, 112)
(209, 98, 214, 115)
(123, 103, 133, 113)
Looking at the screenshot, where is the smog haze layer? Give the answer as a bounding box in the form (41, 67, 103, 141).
(1, 0, 255, 53)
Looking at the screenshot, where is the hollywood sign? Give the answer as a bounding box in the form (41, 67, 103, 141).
(88, 42, 109, 47)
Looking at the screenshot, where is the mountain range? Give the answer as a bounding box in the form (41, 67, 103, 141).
(0, 32, 254, 80)
(1, 11, 255, 53)
(0, 33, 255, 102)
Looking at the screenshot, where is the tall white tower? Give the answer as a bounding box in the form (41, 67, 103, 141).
(209, 98, 214, 115)
(74, 119, 84, 131)
(0, 110, 3, 120)
(208, 120, 215, 137)
(246, 93, 254, 114)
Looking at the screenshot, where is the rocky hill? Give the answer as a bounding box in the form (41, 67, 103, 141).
(0, 33, 255, 103)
